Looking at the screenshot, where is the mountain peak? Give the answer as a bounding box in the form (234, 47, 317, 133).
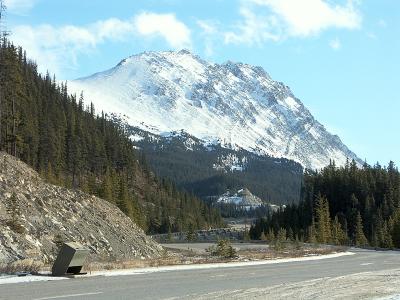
(69, 51, 362, 170)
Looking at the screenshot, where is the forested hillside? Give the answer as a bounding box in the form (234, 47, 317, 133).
(0, 39, 223, 234)
(128, 126, 303, 205)
(250, 160, 400, 248)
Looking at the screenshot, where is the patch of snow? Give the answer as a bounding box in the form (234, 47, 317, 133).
(213, 154, 247, 172)
(0, 274, 67, 285)
(379, 296, 400, 300)
(92, 252, 355, 277)
(129, 134, 144, 142)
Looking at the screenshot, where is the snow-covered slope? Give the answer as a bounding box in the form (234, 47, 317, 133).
(69, 50, 361, 169)
(217, 188, 264, 209)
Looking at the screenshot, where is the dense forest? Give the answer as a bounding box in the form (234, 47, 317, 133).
(128, 126, 303, 205)
(250, 160, 400, 248)
(0, 38, 223, 234)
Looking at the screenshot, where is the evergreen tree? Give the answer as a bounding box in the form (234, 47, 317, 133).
(390, 210, 400, 248)
(307, 221, 317, 244)
(331, 216, 347, 245)
(315, 194, 331, 244)
(266, 228, 275, 242)
(354, 212, 368, 247)
(250, 160, 400, 249)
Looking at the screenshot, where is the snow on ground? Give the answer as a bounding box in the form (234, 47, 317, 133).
(92, 252, 354, 277)
(184, 269, 400, 300)
(0, 252, 354, 285)
(379, 296, 400, 300)
(0, 274, 67, 285)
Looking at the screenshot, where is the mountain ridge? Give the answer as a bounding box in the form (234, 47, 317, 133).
(70, 50, 362, 170)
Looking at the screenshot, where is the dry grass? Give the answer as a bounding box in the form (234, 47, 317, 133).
(83, 243, 346, 273)
(1, 243, 346, 275)
(237, 245, 346, 260)
(0, 259, 44, 274)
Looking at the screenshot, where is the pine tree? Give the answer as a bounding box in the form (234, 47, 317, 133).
(380, 221, 393, 248)
(331, 216, 346, 245)
(287, 227, 294, 241)
(354, 212, 368, 247)
(274, 228, 287, 251)
(266, 228, 275, 242)
(186, 223, 196, 241)
(390, 210, 400, 248)
(315, 194, 331, 244)
(307, 220, 317, 244)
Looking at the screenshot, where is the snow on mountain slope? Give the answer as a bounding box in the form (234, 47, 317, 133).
(69, 50, 362, 170)
(217, 188, 264, 210)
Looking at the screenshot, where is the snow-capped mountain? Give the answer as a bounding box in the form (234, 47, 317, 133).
(69, 50, 362, 169)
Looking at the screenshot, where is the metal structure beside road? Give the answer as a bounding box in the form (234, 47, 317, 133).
(51, 242, 89, 276)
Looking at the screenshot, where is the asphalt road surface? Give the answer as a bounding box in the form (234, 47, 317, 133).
(1, 249, 399, 300)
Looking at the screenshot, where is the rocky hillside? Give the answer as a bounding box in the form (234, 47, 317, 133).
(0, 152, 163, 264)
(217, 188, 264, 209)
(70, 50, 362, 170)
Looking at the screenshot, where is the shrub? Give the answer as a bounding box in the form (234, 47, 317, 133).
(207, 239, 237, 258)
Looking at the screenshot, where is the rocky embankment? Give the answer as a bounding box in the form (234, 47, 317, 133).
(0, 152, 163, 264)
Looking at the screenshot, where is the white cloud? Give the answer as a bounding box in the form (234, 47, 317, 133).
(9, 12, 191, 77)
(134, 12, 191, 49)
(224, 6, 281, 45)
(4, 0, 37, 15)
(197, 20, 218, 35)
(225, 0, 362, 45)
(329, 37, 341, 50)
(197, 20, 220, 57)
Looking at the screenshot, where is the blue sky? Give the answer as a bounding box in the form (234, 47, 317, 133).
(4, 0, 400, 166)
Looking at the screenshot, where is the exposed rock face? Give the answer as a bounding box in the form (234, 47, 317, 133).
(217, 188, 264, 209)
(0, 152, 163, 264)
(69, 50, 362, 170)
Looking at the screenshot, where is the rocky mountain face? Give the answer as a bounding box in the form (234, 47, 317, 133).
(217, 188, 264, 209)
(0, 152, 163, 264)
(215, 188, 281, 213)
(70, 50, 362, 170)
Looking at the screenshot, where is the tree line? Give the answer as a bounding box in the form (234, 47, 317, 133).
(250, 160, 400, 248)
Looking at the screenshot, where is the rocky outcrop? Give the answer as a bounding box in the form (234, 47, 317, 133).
(0, 152, 163, 264)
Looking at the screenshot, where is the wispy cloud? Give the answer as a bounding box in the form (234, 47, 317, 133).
(224, 0, 362, 45)
(134, 12, 191, 50)
(4, 0, 38, 15)
(197, 20, 220, 56)
(10, 12, 191, 77)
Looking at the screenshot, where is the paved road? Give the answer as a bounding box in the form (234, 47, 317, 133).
(1, 249, 399, 300)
